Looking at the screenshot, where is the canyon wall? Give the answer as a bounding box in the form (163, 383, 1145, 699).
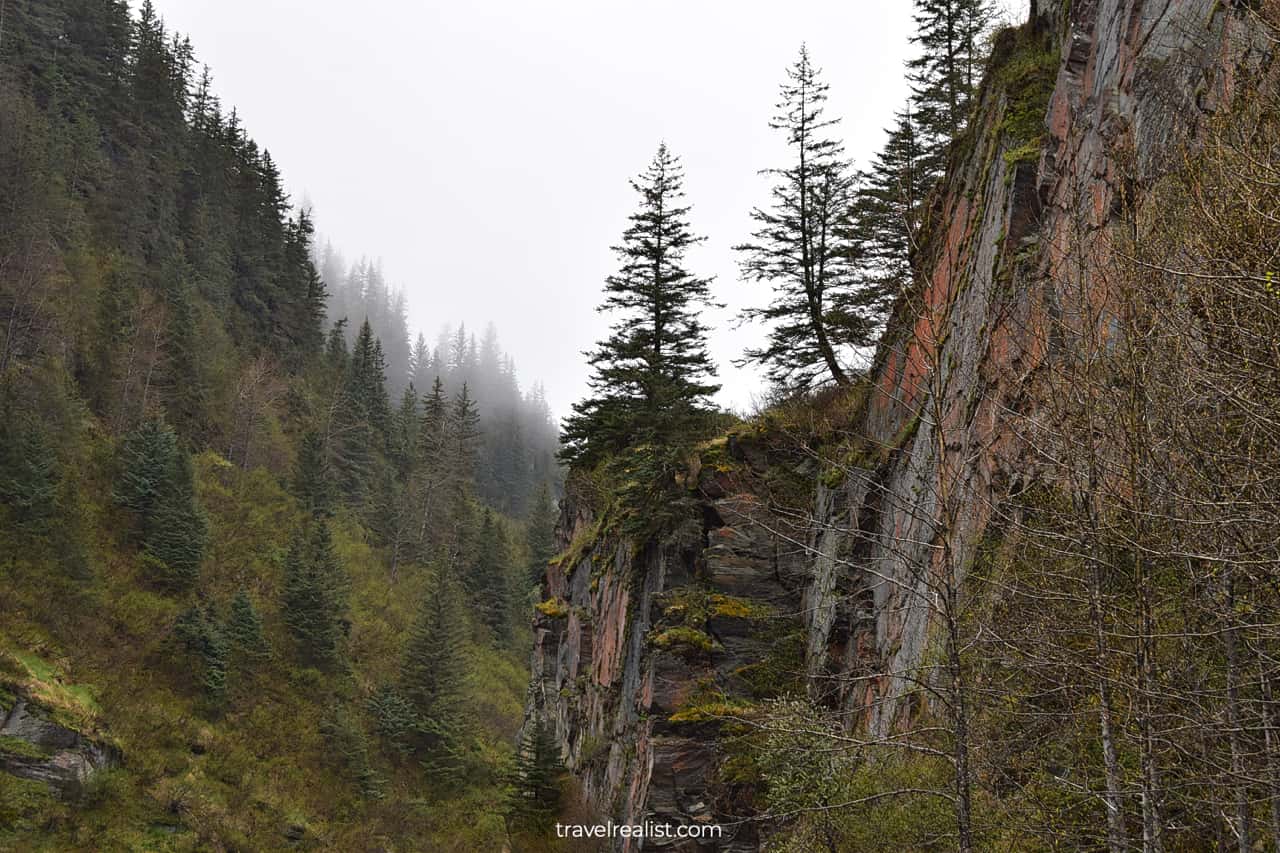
(523, 1, 1272, 848)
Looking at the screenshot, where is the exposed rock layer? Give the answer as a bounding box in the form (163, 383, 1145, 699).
(524, 1, 1272, 848)
(0, 693, 119, 794)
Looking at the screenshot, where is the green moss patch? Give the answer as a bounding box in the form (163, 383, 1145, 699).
(650, 626, 718, 655)
(534, 597, 569, 619)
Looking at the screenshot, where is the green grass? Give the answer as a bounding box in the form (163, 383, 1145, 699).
(0, 734, 52, 760)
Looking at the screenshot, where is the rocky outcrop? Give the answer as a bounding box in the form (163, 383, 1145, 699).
(525, 1, 1274, 847)
(526, 445, 815, 851)
(0, 692, 119, 794)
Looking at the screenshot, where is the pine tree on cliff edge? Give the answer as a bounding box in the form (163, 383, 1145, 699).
(560, 143, 720, 467)
(735, 45, 863, 389)
(908, 0, 992, 180)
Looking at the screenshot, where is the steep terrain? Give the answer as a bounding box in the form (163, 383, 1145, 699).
(525, 1, 1277, 847)
(0, 2, 552, 849)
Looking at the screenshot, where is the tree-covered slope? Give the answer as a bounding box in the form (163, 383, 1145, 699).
(0, 2, 558, 849)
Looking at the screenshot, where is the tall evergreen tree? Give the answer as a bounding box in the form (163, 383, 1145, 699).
(506, 718, 565, 836)
(294, 430, 334, 518)
(468, 509, 514, 643)
(525, 482, 557, 589)
(0, 415, 59, 533)
(142, 449, 208, 589)
(849, 106, 934, 325)
(449, 383, 481, 485)
(282, 520, 349, 667)
(560, 143, 720, 466)
(225, 587, 269, 660)
(325, 318, 349, 371)
(735, 45, 863, 389)
(113, 418, 180, 521)
(907, 0, 992, 179)
(399, 574, 470, 762)
(174, 605, 229, 706)
(330, 318, 390, 502)
(115, 418, 207, 589)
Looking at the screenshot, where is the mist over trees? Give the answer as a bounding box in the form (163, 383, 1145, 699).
(0, 1, 561, 847)
(316, 238, 559, 515)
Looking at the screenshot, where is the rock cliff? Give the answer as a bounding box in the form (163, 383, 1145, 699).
(0, 692, 119, 794)
(524, 1, 1273, 848)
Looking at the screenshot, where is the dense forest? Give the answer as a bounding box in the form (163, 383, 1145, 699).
(0, 0, 560, 848)
(5, 0, 1280, 851)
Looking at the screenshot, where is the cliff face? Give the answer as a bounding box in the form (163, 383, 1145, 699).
(525, 1, 1272, 847)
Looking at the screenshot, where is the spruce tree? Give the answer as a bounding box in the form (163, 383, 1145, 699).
(449, 383, 481, 486)
(325, 318, 349, 371)
(115, 419, 207, 589)
(850, 106, 934, 326)
(282, 520, 349, 667)
(907, 0, 992, 178)
(409, 333, 432, 391)
(367, 685, 420, 756)
(560, 143, 720, 467)
(0, 415, 59, 533)
(468, 509, 514, 644)
(331, 318, 390, 502)
(113, 418, 181, 521)
(506, 718, 565, 835)
(175, 606, 229, 706)
(225, 587, 269, 659)
(525, 482, 557, 589)
(390, 385, 419, 479)
(319, 704, 383, 799)
(142, 450, 208, 590)
(735, 45, 863, 389)
(399, 574, 470, 761)
(294, 430, 334, 518)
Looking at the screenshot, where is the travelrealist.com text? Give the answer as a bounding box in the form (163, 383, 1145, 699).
(554, 821, 725, 840)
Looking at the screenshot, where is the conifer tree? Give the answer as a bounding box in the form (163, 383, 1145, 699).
(175, 605, 229, 706)
(161, 270, 205, 438)
(113, 418, 181, 521)
(282, 520, 349, 667)
(0, 415, 59, 532)
(115, 419, 207, 589)
(560, 143, 720, 466)
(449, 383, 481, 486)
(294, 430, 334, 518)
(325, 318, 349, 371)
(367, 685, 420, 756)
(735, 45, 863, 389)
(907, 0, 992, 178)
(331, 318, 390, 502)
(525, 482, 558, 589)
(348, 318, 391, 436)
(409, 333, 432, 392)
(390, 385, 419, 479)
(399, 574, 470, 761)
(850, 106, 934, 324)
(225, 587, 269, 659)
(142, 449, 208, 589)
(409, 376, 452, 554)
(468, 509, 514, 643)
(319, 703, 383, 799)
(506, 718, 565, 835)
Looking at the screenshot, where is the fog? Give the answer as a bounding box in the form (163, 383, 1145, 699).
(145, 0, 1025, 418)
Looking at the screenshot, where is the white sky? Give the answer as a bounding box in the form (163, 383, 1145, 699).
(145, 0, 1025, 418)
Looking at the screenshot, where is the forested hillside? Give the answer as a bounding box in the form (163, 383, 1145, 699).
(0, 1, 559, 849)
(8, 0, 1280, 850)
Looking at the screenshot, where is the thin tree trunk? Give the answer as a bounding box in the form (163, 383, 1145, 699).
(1260, 663, 1280, 846)
(1088, 551, 1129, 853)
(1222, 566, 1251, 852)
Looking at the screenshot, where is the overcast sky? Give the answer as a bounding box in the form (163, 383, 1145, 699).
(146, 0, 1024, 418)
